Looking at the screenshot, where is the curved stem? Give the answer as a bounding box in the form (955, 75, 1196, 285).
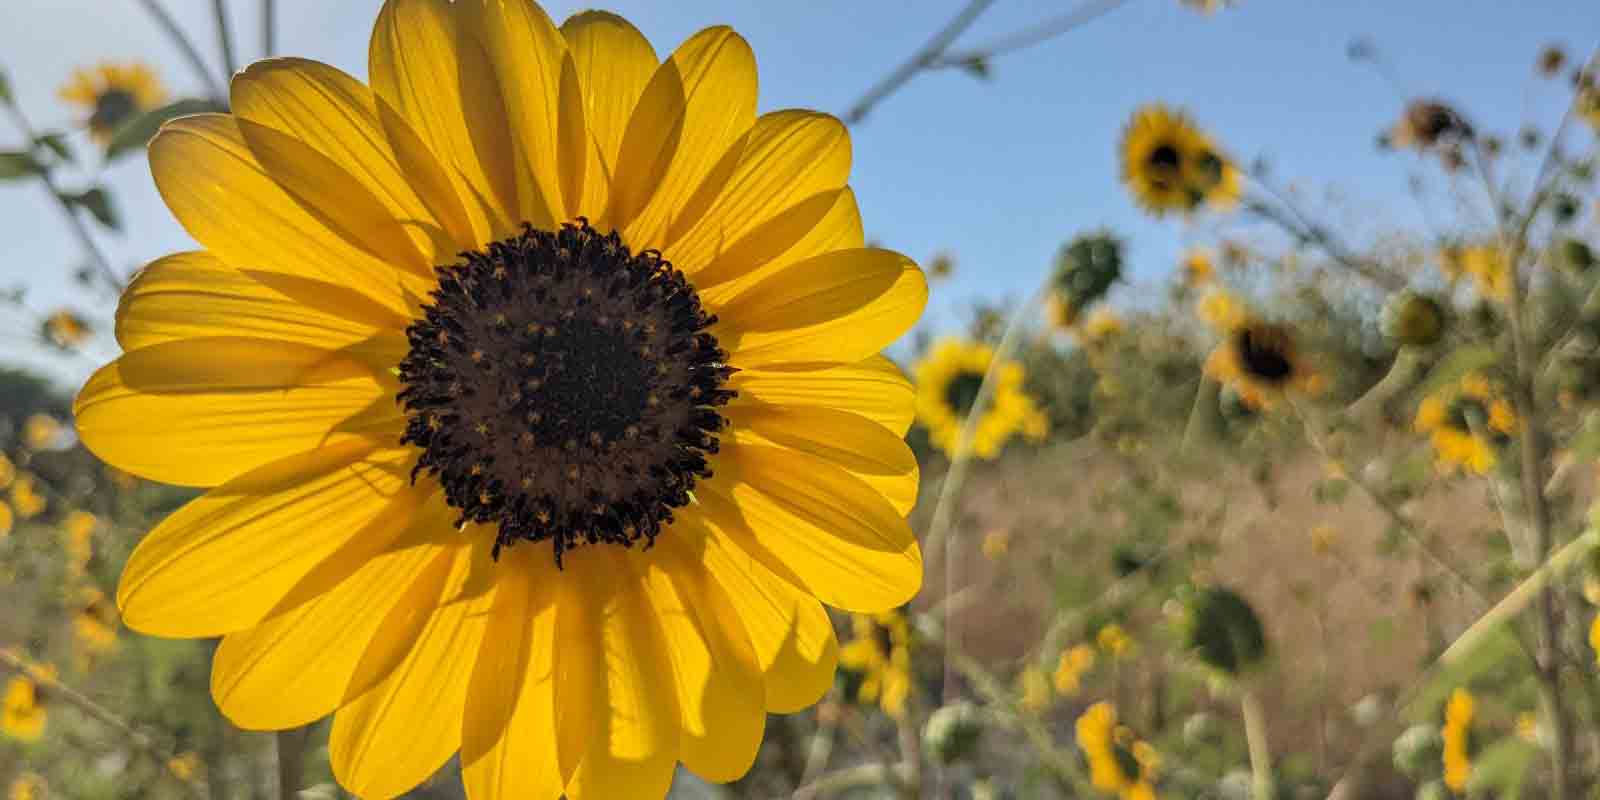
(211, 0, 238, 79)
(929, 0, 1133, 68)
(0, 99, 122, 291)
(1241, 688, 1276, 800)
(134, 0, 227, 102)
(259, 0, 275, 58)
(842, 0, 997, 125)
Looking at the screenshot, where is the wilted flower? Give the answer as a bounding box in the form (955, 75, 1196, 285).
(1390, 99, 1472, 150)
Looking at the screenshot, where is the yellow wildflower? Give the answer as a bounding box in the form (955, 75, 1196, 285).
(1053, 644, 1096, 696)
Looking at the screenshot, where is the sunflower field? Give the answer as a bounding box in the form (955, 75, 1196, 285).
(2, 1, 1600, 799)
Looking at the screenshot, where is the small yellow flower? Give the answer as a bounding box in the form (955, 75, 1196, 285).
(0, 454, 13, 491)
(1181, 249, 1214, 285)
(1196, 289, 1247, 332)
(981, 528, 1011, 561)
(838, 611, 913, 719)
(0, 502, 12, 538)
(1, 666, 55, 742)
(1075, 702, 1159, 798)
(43, 310, 91, 349)
(1018, 666, 1051, 713)
(1440, 244, 1510, 301)
(1120, 104, 1239, 216)
(914, 338, 1048, 459)
(168, 750, 203, 781)
(1415, 373, 1514, 474)
(1079, 308, 1125, 345)
(9, 476, 45, 520)
(73, 585, 120, 654)
(1442, 688, 1474, 793)
(58, 62, 167, 143)
(1516, 711, 1539, 743)
(1311, 524, 1338, 556)
(22, 415, 62, 452)
(1053, 644, 1096, 696)
(1590, 615, 1600, 665)
(62, 511, 98, 574)
(1097, 624, 1132, 658)
(6, 773, 46, 800)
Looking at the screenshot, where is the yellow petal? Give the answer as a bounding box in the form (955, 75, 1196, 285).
(723, 402, 919, 516)
(210, 503, 452, 729)
(629, 540, 763, 783)
(714, 248, 927, 367)
(611, 27, 756, 247)
(331, 540, 496, 799)
(729, 355, 914, 436)
(115, 441, 412, 637)
(699, 444, 921, 613)
(461, 545, 566, 800)
(149, 114, 421, 315)
(559, 11, 657, 217)
(664, 110, 850, 275)
(682, 514, 838, 712)
(75, 339, 394, 487)
(562, 546, 679, 799)
(696, 186, 864, 303)
(231, 58, 474, 258)
(369, 0, 518, 239)
(461, 0, 569, 228)
(115, 251, 406, 365)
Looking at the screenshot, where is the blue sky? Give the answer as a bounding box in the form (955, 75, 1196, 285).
(0, 0, 1595, 383)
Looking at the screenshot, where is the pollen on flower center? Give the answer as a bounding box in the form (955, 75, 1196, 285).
(397, 219, 735, 565)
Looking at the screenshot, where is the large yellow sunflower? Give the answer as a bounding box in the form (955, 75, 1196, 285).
(58, 62, 167, 143)
(72, 3, 926, 798)
(1120, 104, 1240, 217)
(913, 337, 1047, 459)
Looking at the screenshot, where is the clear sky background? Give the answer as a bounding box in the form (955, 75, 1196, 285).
(1, 0, 1596, 385)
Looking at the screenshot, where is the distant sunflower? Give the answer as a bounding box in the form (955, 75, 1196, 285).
(1076, 702, 1160, 799)
(43, 310, 91, 349)
(1120, 104, 1239, 216)
(914, 338, 1047, 459)
(1, 665, 53, 742)
(9, 476, 44, 520)
(58, 62, 166, 143)
(73, 4, 926, 798)
(1414, 373, 1515, 474)
(1053, 643, 1096, 696)
(1181, 249, 1215, 285)
(1204, 319, 1322, 410)
(838, 610, 913, 719)
(1442, 688, 1475, 793)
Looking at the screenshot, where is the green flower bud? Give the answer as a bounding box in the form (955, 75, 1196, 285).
(1381, 292, 1447, 348)
(923, 701, 983, 765)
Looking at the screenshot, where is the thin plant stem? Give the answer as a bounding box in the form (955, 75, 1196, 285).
(0, 100, 123, 291)
(842, 0, 996, 125)
(260, 0, 275, 58)
(134, 0, 227, 102)
(1241, 688, 1276, 800)
(212, 0, 238, 79)
(929, 0, 1134, 68)
(275, 727, 308, 800)
(0, 649, 205, 798)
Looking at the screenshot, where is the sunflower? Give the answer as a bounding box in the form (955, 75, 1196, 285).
(58, 62, 167, 143)
(1, 665, 54, 742)
(1414, 373, 1516, 474)
(914, 338, 1047, 459)
(7, 773, 45, 800)
(1442, 688, 1475, 793)
(1439, 244, 1510, 301)
(61, 511, 97, 575)
(1076, 702, 1160, 799)
(838, 610, 913, 719)
(1204, 319, 1322, 410)
(1196, 288, 1247, 332)
(1097, 623, 1133, 658)
(43, 310, 91, 349)
(70, 585, 120, 654)
(1180, 249, 1214, 285)
(9, 476, 44, 520)
(1053, 643, 1096, 696)
(73, 4, 926, 798)
(1120, 104, 1239, 217)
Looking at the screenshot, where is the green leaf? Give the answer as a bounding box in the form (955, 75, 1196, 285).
(0, 150, 43, 180)
(104, 98, 226, 161)
(1467, 738, 1537, 799)
(34, 132, 73, 164)
(1417, 344, 1500, 397)
(66, 187, 120, 231)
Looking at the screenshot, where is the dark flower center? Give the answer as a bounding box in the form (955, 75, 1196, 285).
(90, 89, 138, 132)
(397, 220, 734, 565)
(944, 371, 987, 416)
(1233, 325, 1294, 383)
